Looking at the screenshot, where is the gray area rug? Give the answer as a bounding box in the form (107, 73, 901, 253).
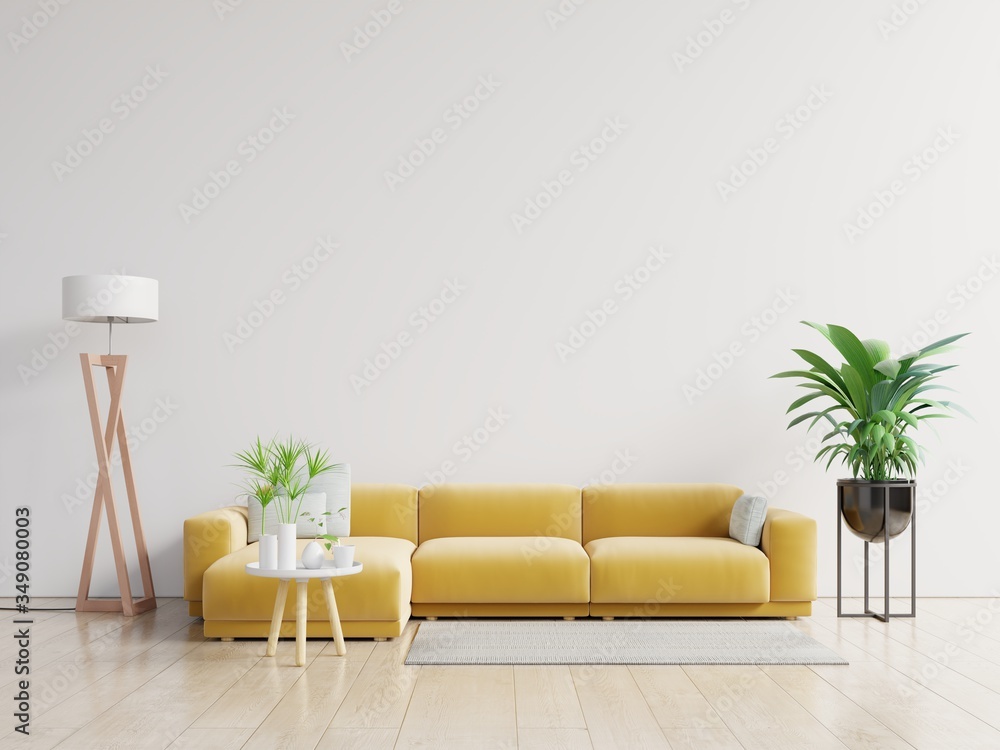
(405, 620, 848, 666)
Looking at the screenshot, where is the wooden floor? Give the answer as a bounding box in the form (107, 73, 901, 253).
(3, 597, 1000, 749)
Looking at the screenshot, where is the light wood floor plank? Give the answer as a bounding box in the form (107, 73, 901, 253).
(166, 727, 255, 749)
(684, 665, 846, 750)
(629, 665, 744, 748)
(517, 727, 594, 749)
(811, 661, 1000, 748)
(513, 665, 587, 728)
(395, 665, 516, 747)
(570, 665, 670, 749)
(761, 665, 913, 749)
(241, 657, 364, 750)
(316, 726, 399, 749)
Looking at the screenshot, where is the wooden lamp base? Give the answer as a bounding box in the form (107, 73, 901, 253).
(76, 354, 156, 616)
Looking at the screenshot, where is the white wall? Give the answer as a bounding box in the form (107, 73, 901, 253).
(1, 1, 998, 600)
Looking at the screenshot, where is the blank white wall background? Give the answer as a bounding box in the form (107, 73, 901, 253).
(0, 1, 997, 599)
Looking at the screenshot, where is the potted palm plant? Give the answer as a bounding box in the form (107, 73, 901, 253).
(234, 436, 338, 570)
(773, 322, 968, 541)
(234, 437, 279, 569)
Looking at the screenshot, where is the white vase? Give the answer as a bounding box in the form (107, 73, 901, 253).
(259, 534, 278, 570)
(276, 523, 297, 570)
(332, 544, 355, 569)
(301, 541, 325, 569)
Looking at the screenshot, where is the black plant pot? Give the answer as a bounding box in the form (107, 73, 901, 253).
(838, 479, 915, 543)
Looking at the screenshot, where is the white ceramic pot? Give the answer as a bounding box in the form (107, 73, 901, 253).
(301, 541, 325, 569)
(332, 544, 355, 569)
(259, 534, 278, 570)
(276, 523, 297, 571)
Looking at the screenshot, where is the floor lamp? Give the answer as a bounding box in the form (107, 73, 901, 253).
(62, 274, 159, 616)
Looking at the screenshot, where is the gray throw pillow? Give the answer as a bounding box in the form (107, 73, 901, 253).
(729, 494, 768, 546)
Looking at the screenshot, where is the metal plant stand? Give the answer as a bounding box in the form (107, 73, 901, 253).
(837, 484, 916, 622)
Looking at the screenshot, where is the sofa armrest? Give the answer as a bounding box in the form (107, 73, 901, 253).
(183, 506, 248, 603)
(760, 507, 817, 602)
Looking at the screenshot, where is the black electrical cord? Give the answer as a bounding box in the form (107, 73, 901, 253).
(0, 607, 77, 611)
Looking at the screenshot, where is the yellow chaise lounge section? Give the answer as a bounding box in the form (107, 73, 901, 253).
(584, 483, 817, 618)
(184, 484, 418, 639)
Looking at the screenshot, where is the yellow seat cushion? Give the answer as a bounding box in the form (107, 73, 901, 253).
(586, 537, 769, 605)
(412, 537, 590, 604)
(202, 536, 414, 624)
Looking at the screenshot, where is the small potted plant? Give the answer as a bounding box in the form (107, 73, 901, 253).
(773, 322, 968, 541)
(234, 437, 279, 569)
(234, 436, 337, 570)
(300, 507, 350, 569)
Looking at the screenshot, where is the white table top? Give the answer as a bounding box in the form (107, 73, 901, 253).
(246, 560, 363, 579)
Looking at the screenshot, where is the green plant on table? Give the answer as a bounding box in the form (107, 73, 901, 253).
(233, 436, 340, 530)
(233, 436, 278, 536)
(301, 507, 348, 551)
(772, 322, 969, 481)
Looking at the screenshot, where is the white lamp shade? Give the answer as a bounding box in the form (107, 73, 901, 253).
(62, 275, 158, 323)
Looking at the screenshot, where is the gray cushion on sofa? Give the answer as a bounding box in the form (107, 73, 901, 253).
(729, 494, 768, 546)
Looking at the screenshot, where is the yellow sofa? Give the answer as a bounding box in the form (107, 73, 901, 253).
(183, 482, 816, 639)
(184, 484, 418, 639)
(584, 483, 816, 618)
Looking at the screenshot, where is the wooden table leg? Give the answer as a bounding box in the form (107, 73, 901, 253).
(266, 580, 289, 657)
(322, 578, 346, 656)
(296, 579, 308, 666)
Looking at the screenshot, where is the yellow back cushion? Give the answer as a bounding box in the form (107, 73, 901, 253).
(417, 483, 582, 543)
(582, 483, 743, 544)
(350, 483, 418, 544)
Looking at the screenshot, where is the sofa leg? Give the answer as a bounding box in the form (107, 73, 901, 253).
(425, 616, 438, 621)
(221, 638, 235, 642)
(563, 616, 575, 621)
(602, 617, 615, 621)
(785, 616, 798, 621)
(374, 637, 389, 642)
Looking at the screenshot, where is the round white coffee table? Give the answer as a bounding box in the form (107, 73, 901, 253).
(246, 560, 363, 666)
